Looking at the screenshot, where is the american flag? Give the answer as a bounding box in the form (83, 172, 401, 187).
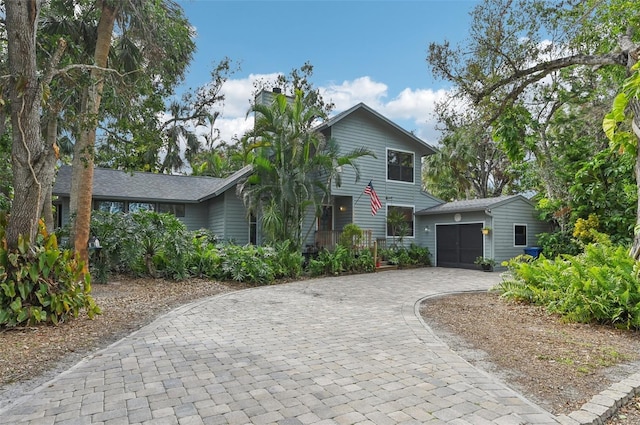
(364, 181, 382, 216)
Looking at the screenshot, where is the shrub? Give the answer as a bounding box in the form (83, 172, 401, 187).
(307, 245, 377, 276)
(499, 242, 640, 329)
(218, 243, 275, 284)
(380, 244, 431, 268)
(188, 230, 221, 277)
(338, 224, 363, 250)
(536, 230, 581, 258)
(0, 216, 100, 326)
(89, 211, 193, 280)
(269, 240, 304, 279)
(308, 245, 349, 276)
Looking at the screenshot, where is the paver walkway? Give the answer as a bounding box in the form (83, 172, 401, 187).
(0, 268, 563, 424)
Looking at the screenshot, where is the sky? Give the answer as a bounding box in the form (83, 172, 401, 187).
(174, 0, 480, 146)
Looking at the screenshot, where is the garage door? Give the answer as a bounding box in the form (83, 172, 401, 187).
(436, 223, 483, 269)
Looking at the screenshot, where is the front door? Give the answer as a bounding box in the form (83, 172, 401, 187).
(318, 205, 333, 231)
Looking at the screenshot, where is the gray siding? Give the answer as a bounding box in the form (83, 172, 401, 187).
(207, 196, 225, 237)
(491, 198, 550, 265)
(182, 203, 209, 230)
(223, 189, 250, 244)
(327, 109, 438, 245)
(208, 188, 249, 244)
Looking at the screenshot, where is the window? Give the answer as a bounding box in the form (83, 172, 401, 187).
(53, 203, 63, 228)
(95, 200, 124, 213)
(387, 205, 414, 237)
(128, 202, 155, 213)
(249, 213, 257, 245)
(387, 149, 414, 183)
(514, 224, 527, 246)
(158, 203, 185, 217)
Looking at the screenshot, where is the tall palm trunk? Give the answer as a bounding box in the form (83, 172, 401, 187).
(70, 1, 118, 267)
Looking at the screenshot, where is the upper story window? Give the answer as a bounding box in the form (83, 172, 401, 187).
(514, 224, 527, 247)
(387, 149, 414, 183)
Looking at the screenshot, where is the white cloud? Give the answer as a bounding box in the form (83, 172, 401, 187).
(211, 75, 448, 146)
(321, 76, 389, 110)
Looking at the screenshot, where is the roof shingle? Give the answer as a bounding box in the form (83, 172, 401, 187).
(53, 165, 252, 203)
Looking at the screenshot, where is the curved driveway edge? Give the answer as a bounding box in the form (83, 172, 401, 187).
(0, 268, 562, 424)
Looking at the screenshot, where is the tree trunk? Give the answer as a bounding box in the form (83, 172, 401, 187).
(5, 0, 57, 248)
(41, 113, 59, 233)
(70, 1, 118, 267)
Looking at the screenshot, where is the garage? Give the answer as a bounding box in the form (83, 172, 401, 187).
(436, 223, 483, 269)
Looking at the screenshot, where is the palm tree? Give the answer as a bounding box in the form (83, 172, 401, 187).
(238, 90, 374, 251)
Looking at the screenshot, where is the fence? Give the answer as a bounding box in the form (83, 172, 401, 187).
(314, 229, 374, 251)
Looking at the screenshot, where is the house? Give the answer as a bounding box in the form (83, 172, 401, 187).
(52, 91, 548, 269)
(53, 165, 257, 243)
(53, 94, 443, 252)
(416, 195, 551, 269)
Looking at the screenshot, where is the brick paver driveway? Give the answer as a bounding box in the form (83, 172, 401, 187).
(0, 268, 561, 424)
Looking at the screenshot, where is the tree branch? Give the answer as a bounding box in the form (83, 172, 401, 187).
(474, 53, 628, 102)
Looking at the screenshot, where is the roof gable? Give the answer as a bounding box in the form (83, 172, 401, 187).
(316, 103, 437, 155)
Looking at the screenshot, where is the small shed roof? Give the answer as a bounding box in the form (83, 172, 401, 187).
(53, 165, 253, 203)
(416, 194, 532, 216)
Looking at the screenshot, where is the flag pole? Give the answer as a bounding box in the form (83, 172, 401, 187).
(354, 180, 371, 206)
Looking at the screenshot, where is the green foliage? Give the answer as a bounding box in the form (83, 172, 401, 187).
(308, 246, 377, 277)
(309, 246, 350, 276)
(0, 215, 100, 327)
(474, 256, 496, 267)
(132, 212, 192, 280)
(379, 244, 432, 268)
(270, 240, 304, 279)
(499, 243, 640, 329)
(338, 223, 364, 250)
(187, 230, 221, 277)
(87, 212, 304, 285)
(239, 89, 374, 251)
(88, 211, 193, 280)
(218, 244, 275, 285)
(536, 230, 581, 258)
(423, 107, 517, 199)
(569, 150, 636, 245)
(603, 61, 640, 156)
(211, 242, 303, 284)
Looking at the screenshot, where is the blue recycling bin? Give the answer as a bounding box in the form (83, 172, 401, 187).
(523, 247, 542, 258)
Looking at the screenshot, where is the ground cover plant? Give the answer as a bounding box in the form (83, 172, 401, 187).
(0, 215, 100, 327)
(499, 240, 640, 330)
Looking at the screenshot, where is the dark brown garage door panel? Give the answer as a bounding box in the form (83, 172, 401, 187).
(436, 223, 483, 269)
